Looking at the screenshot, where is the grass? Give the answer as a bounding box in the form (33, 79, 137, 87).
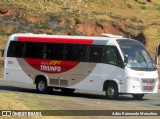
(0, 92, 73, 119)
(1, 0, 159, 23)
(140, 5, 149, 10)
(0, 90, 54, 110)
(156, 7, 160, 11)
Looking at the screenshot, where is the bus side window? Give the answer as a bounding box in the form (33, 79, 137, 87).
(105, 46, 123, 67)
(65, 44, 87, 62)
(46, 43, 65, 60)
(43, 43, 47, 59)
(7, 41, 24, 58)
(89, 46, 103, 63)
(76, 45, 87, 62)
(65, 44, 75, 61)
(25, 42, 43, 59)
(106, 47, 116, 64)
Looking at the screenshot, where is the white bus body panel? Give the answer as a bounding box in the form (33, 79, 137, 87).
(4, 58, 33, 84)
(125, 67, 158, 94)
(68, 63, 125, 91)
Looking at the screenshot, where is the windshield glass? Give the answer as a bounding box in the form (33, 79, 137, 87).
(120, 43, 156, 71)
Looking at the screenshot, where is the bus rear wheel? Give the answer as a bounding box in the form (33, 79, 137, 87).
(132, 94, 144, 100)
(36, 78, 53, 94)
(105, 83, 119, 100)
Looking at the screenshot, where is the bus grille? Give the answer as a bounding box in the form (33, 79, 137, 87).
(141, 78, 155, 91)
(143, 86, 154, 90)
(50, 79, 68, 86)
(60, 80, 68, 86)
(141, 78, 155, 83)
(50, 79, 59, 85)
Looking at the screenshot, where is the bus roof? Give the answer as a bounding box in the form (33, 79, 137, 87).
(9, 33, 128, 45)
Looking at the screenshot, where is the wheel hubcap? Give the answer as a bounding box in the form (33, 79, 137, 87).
(107, 87, 114, 97)
(38, 81, 45, 91)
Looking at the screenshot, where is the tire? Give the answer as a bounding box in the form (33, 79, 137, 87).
(36, 78, 53, 94)
(132, 94, 144, 100)
(61, 88, 75, 95)
(105, 83, 119, 100)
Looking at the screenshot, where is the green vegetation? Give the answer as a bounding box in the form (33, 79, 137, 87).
(156, 7, 160, 11)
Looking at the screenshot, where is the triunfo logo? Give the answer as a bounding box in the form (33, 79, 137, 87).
(24, 58, 80, 74)
(40, 61, 62, 72)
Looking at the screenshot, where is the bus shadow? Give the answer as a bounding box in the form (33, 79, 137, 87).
(0, 85, 148, 101)
(153, 104, 160, 106)
(57, 92, 148, 101)
(0, 85, 36, 93)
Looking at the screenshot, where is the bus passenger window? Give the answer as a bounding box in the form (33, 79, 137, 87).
(89, 46, 103, 63)
(46, 43, 65, 60)
(76, 45, 87, 62)
(105, 47, 123, 67)
(25, 42, 43, 59)
(65, 45, 87, 62)
(106, 48, 116, 64)
(7, 41, 24, 58)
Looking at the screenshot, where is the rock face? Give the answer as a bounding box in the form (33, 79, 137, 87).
(134, 33, 146, 45)
(0, 2, 147, 48)
(76, 22, 125, 37)
(0, 7, 9, 15)
(0, 11, 146, 44)
(74, 21, 146, 44)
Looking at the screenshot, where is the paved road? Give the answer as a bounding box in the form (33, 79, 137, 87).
(0, 80, 159, 109)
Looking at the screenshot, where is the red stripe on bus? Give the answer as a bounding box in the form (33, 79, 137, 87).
(18, 36, 94, 44)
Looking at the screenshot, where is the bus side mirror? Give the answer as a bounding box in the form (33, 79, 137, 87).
(124, 55, 128, 66)
(155, 44, 160, 65)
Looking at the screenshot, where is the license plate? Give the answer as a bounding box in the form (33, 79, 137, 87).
(146, 83, 153, 87)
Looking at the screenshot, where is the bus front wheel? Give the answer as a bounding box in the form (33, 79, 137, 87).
(132, 94, 144, 100)
(36, 78, 53, 94)
(105, 83, 119, 100)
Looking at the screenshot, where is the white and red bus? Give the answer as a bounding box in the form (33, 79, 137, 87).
(3, 33, 159, 99)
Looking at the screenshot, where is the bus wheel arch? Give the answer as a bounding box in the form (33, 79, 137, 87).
(35, 75, 53, 94)
(103, 80, 119, 100)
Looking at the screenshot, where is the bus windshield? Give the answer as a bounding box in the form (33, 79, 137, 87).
(120, 43, 156, 71)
